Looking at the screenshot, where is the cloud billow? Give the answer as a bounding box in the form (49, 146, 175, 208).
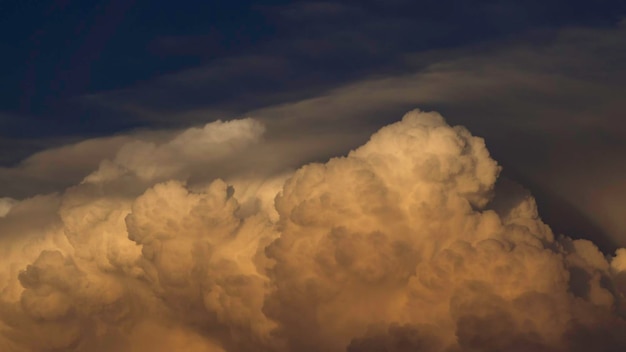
(0, 110, 624, 351)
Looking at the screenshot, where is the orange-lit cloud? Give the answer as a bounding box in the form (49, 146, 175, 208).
(0, 110, 625, 351)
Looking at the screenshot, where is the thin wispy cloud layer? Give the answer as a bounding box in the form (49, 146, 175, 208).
(1, 110, 625, 351)
(76, 20, 626, 249)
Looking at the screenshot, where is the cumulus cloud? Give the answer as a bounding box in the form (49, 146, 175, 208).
(6, 23, 626, 253)
(0, 135, 134, 199)
(92, 21, 626, 248)
(0, 197, 16, 217)
(82, 118, 265, 184)
(0, 110, 625, 351)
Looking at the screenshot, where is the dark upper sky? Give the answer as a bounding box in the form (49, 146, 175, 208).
(1, 0, 625, 155)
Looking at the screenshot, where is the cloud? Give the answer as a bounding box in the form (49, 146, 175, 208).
(0, 135, 134, 198)
(15, 22, 623, 253)
(0, 119, 281, 351)
(261, 110, 626, 351)
(1, 110, 624, 351)
(4, 9, 626, 258)
(82, 118, 265, 184)
(0, 198, 16, 217)
(243, 22, 626, 248)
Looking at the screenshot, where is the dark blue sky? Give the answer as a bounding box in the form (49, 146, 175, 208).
(1, 0, 625, 159)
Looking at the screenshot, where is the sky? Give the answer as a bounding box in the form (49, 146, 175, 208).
(1, 1, 626, 351)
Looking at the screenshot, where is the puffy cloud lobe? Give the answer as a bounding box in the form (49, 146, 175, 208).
(5, 249, 133, 351)
(0, 119, 274, 351)
(265, 110, 502, 350)
(0, 197, 16, 217)
(266, 110, 626, 351)
(0, 110, 625, 351)
(83, 118, 264, 184)
(124, 179, 279, 351)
